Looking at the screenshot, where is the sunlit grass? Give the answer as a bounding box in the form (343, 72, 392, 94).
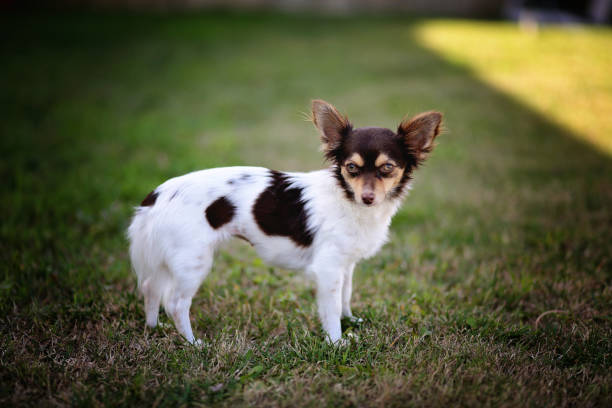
(416, 20, 612, 154)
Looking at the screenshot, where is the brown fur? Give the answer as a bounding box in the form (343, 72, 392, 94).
(311, 100, 442, 204)
(252, 170, 314, 247)
(398, 111, 442, 162)
(342, 153, 405, 205)
(140, 190, 159, 207)
(205, 196, 236, 229)
(348, 153, 365, 167)
(311, 99, 352, 159)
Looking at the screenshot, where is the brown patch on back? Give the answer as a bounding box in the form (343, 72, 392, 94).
(140, 190, 159, 207)
(205, 196, 235, 229)
(252, 170, 314, 247)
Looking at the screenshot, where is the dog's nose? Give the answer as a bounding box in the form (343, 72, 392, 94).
(361, 192, 375, 205)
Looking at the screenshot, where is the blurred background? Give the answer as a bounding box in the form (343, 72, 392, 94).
(1, 0, 611, 406)
(7, 0, 612, 23)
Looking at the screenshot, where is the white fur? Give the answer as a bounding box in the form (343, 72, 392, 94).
(128, 166, 405, 344)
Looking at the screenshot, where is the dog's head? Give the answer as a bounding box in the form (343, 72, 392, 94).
(312, 99, 442, 206)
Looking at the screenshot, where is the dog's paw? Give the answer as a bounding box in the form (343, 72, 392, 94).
(331, 333, 359, 347)
(187, 338, 206, 348)
(336, 338, 349, 347)
(341, 315, 364, 330)
(347, 316, 363, 324)
(157, 321, 172, 329)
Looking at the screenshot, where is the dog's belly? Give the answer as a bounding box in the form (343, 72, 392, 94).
(251, 237, 312, 271)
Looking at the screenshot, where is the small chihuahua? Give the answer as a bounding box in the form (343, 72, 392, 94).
(128, 100, 442, 345)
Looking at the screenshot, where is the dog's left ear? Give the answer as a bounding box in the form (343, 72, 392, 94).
(398, 111, 443, 163)
(311, 99, 352, 159)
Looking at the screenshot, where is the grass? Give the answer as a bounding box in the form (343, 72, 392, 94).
(415, 20, 612, 154)
(1, 11, 611, 407)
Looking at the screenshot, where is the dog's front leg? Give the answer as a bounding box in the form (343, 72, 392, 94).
(315, 272, 343, 343)
(312, 258, 348, 344)
(341, 263, 355, 319)
(341, 263, 363, 325)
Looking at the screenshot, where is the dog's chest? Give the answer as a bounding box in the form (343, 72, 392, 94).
(335, 216, 390, 260)
(309, 202, 394, 262)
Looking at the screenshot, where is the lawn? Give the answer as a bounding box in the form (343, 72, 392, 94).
(1, 12, 611, 407)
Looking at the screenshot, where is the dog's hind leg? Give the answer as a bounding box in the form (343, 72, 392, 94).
(166, 247, 214, 345)
(142, 278, 162, 328)
(169, 296, 198, 344)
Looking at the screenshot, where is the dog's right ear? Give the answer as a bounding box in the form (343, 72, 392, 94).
(311, 100, 352, 159)
(398, 111, 442, 164)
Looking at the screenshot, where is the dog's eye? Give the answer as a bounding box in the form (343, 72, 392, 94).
(380, 163, 394, 174)
(346, 163, 359, 174)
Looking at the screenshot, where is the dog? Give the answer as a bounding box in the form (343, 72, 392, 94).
(128, 100, 442, 345)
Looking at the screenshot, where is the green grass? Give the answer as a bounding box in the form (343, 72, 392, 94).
(416, 20, 612, 154)
(1, 12, 611, 407)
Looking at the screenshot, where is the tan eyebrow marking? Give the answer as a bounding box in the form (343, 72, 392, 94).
(375, 153, 396, 167)
(347, 153, 364, 167)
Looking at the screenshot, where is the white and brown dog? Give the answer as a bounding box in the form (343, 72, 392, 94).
(128, 100, 442, 345)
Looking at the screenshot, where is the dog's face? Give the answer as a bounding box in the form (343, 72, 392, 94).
(312, 100, 442, 206)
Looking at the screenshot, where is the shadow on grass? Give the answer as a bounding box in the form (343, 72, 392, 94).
(0, 11, 610, 406)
